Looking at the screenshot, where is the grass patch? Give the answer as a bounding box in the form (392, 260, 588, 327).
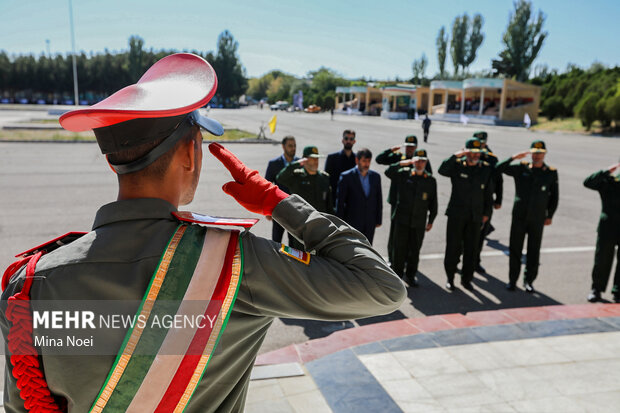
(0, 127, 256, 142)
(531, 116, 604, 134)
(213, 128, 256, 140)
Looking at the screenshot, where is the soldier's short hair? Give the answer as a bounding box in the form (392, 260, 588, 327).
(342, 129, 356, 138)
(281, 135, 295, 145)
(107, 125, 198, 180)
(356, 148, 372, 160)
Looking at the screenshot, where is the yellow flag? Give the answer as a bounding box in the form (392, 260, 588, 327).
(268, 115, 277, 134)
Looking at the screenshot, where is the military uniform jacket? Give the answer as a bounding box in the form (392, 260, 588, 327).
(276, 162, 334, 215)
(583, 169, 620, 239)
(438, 154, 493, 222)
(496, 158, 559, 223)
(385, 164, 438, 228)
(0, 196, 406, 412)
(483, 146, 503, 206)
(376, 149, 433, 205)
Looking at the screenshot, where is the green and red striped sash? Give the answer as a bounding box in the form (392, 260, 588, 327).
(90, 224, 242, 413)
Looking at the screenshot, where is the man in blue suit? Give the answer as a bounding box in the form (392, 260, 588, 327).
(265, 135, 298, 242)
(336, 148, 383, 244)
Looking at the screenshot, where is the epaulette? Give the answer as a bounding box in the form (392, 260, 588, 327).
(320, 170, 330, 177)
(481, 160, 490, 166)
(423, 172, 429, 178)
(521, 161, 529, 165)
(15, 232, 88, 258)
(487, 152, 497, 158)
(548, 166, 557, 171)
(173, 211, 258, 229)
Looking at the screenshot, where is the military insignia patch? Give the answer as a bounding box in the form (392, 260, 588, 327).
(280, 244, 311, 265)
(541, 185, 546, 191)
(422, 192, 428, 200)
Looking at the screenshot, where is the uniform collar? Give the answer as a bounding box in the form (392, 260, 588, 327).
(92, 198, 178, 229)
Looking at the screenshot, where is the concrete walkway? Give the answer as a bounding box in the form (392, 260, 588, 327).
(247, 304, 620, 413)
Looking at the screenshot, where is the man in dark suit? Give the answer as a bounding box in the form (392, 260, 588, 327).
(265, 135, 298, 242)
(325, 129, 357, 207)
(336, 148, 382, 244)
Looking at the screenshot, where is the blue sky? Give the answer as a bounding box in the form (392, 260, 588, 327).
(1, 0, 618, 79)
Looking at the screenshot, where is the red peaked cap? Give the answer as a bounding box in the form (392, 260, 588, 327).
(59, 53, 219, 132)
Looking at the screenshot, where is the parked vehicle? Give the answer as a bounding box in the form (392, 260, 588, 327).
(304, 104, 321, 113)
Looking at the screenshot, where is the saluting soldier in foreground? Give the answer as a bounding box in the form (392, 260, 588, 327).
(0, 54, 405, 413)
(472, 131, 503, 274)
(385, 149, 437, 287)
(376, 135, 433, 264)
(584, 162, 620, 303)
(276, 145, 333, 250)
(438, 138, 493, 291)
(496, 140, 559, 293)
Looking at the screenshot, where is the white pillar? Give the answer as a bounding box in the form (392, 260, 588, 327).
(460, 89, 465, 114)
(479, 88, 485, 115)
(444, 90, 448, 113)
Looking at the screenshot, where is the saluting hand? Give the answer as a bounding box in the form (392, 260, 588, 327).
(209, 143, 288, 216)
(607, 163, 620, 173)
(298, 158, 308, 166)
(455, 149, 469, 157)
(512, 151, 529, 160)
(391, 145, 401, 153)
(400, 159, 414, 166)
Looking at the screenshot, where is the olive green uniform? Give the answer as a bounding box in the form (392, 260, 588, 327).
(496, 158, 559, 285)
(583, 170, 620, 294)
(438, 155, 493, 284)
(376, 148, 432, 263)
(476, 148, 503, 267)
(0, 196, 406, 413)
(276, 161, 334, 250)
(385, 164, 437, 281)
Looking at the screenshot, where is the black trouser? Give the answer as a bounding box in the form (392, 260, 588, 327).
(476, 219, 494, 266)
(387, 204, 395, 263)
(509, 218, 544, 284)
(392, 224, 425, 279)
(423, 130, 429, 142)
(591, 236, 620, 293)
(272, 221, 285, 243)
(444, 215, 481, 284)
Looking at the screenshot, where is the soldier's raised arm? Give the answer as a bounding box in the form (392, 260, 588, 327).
(276, 159, 301, 188)
(376, 146, 401, 165)
(438, 153, 461, 177)
(210, 143, 406, 320)
(584, 164, 620, 190)
(496, 151, 528, 176)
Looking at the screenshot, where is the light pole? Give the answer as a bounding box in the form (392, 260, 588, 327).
(68, 0, 79, 106)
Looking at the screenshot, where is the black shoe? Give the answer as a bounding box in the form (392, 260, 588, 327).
(406, 274, 418, 287)
(524, 282, 535, 293)
(446, 281, 455, 291)
(506, 282, 516, 291)
(475, 264, 486, 274)
(461, 280, 474, 291)
(587, 289, 601, 302)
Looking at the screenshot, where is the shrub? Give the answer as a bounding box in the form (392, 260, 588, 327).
(575, 93, 599, 130)
(541, 96, 565, 120)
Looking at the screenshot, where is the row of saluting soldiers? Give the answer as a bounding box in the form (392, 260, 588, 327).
(265, 130, 620, 303)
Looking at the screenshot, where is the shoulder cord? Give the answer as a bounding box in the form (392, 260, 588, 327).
(3, 251, 65, 412)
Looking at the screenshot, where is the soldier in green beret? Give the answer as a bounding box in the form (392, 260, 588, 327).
(376, 135, 432, 264)
(385, 149, 438, 286)
(472, 131, 503, 274)
(496, 140, 559, 293)
(277, 145, 334, 250)
(439, 138, 494, 291)
(584, 161, 620, 302)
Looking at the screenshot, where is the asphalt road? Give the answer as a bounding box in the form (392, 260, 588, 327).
(1, 107, 619, 353)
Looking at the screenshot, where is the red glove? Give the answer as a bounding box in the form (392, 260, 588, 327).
(209, 143, 288, 215)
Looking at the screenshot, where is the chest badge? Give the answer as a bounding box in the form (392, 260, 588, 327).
(541, 185, 546, 191)
(481, 184, 485, 189)
(460, 173, 469, 178)
(280, 244, 311, 265)
(422, 192, 428, 200)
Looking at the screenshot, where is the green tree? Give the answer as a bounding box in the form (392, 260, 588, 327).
(411, 53, 427, 84)
(128, 35, 145, 83)
(605, 95, 620, 127)
(575, 93, 599, 130)
(541, 96, 564, 120)
(212, 30, 248, 105)
(450, 15, 468, 75)
(463, 14, 484, 72)
(492, 0, 546, 81)
(436, 26, 448, 78)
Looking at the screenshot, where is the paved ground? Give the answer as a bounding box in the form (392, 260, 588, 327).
(1, 107, 619, 354)
(246, 304, 620, 413)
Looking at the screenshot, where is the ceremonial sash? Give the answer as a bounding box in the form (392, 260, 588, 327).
(90, 224, 242, 413)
